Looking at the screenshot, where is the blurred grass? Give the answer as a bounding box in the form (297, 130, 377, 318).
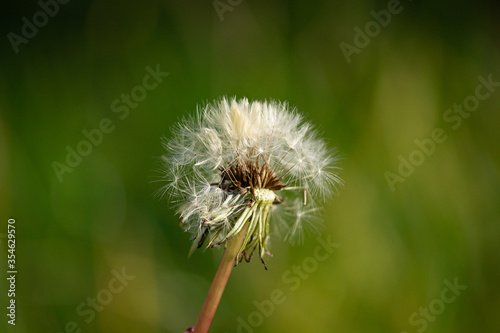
(1, 0, 499, 332)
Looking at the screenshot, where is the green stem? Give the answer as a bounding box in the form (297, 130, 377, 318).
(194, 222, 249, 333)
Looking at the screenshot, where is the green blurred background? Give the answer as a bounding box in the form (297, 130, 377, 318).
(1, 0, 499, 332)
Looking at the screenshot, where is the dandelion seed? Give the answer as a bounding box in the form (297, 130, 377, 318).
(158, 97, 343, 267)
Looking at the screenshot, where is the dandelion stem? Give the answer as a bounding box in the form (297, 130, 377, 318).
(193, 222, 249, 333)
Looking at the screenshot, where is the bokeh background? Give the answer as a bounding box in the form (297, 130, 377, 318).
(1, 0, 499, 332)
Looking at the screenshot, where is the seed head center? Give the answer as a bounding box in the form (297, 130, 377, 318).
(219, 158, 286, 197)
(254, 188, 275, 204)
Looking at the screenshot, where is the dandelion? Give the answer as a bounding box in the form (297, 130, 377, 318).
(156, 97, 342, 333)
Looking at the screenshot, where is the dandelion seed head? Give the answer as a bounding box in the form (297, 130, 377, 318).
(157, 97, 342, 266)
(278, 198, 323, 245)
